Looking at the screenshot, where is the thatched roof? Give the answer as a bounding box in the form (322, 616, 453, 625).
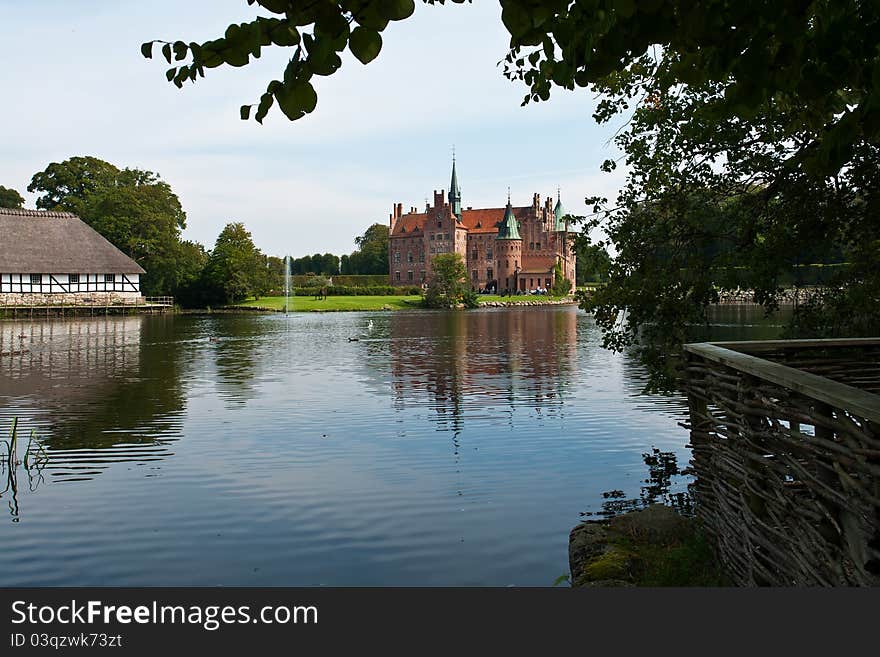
(0, 208, 145, 274)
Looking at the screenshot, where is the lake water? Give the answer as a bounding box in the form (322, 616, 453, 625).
(0, 305, 783, 586)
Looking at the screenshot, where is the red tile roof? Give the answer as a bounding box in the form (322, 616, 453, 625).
(392, 206, 533, 237)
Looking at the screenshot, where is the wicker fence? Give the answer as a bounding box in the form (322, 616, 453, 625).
(684, 338, 880, 586)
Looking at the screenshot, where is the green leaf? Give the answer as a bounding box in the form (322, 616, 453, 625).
(162, 43, 172, 64)
(255, 92, 274, 124)
(275, 80, 318, 120)
(240, 105, 251, 121)
(349, 27, 382, 65)
(379, 0, 416, 21)
(140, 42, 153, 59)
(173, 41, 188, 61)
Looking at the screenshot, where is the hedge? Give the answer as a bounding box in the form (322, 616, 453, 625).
(289, 285, 422, 296)
(289, 274, 389, 287)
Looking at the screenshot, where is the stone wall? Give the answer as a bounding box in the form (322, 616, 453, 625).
(0, 292, 143, 306)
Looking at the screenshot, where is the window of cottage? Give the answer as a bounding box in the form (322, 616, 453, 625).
(30, 274, 40, 285)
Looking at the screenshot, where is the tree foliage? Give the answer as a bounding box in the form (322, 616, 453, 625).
(424, 253, 477, 309)
(345, 222, 389, 274)
(28, 157, 188, 297)
(201, 222, 267, 304)
(550, 259, 573, 296)
(142, 0, 469, 123)
(0, 185, 25, 209)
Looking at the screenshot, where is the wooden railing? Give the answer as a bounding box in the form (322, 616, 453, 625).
(683, 338, 880, 586)
(145, 296, 174, 306)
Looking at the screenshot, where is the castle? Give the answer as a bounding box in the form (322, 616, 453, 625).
(388, 159, 576, 293)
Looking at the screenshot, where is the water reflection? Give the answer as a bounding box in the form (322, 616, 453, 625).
(387, 308, 578, 430)
(0, 307, 785, 585)
(582, 448, 694, 519)
(0, 317, 183, 489)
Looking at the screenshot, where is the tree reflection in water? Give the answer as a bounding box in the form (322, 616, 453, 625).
(582, 447, 695, 519)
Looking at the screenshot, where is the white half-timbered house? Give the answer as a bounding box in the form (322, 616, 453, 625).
(0, 207, 145, 304)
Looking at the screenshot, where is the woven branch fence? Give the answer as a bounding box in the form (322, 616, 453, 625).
(684, 338, 880, 586)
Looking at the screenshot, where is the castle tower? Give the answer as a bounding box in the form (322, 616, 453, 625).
(495, 193, 523, 292)
(553, 189, 567, 232)
(553, 189, 575, 292)
(449, 156, 462, 222)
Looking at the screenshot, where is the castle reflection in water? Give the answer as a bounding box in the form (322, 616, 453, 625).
(386, 308, 579, 430)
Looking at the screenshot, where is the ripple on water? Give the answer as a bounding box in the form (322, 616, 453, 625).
(0, 307, 778, 585)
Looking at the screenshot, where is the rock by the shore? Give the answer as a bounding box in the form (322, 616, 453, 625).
(568, 505, 701, 587)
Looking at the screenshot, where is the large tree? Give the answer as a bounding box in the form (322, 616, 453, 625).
(424, 253, 477, 309)
(28, 157, 188, 296)
(346, 223, 388, 274)
(202, 222, 267, 304)
(0, 185, 24, 209)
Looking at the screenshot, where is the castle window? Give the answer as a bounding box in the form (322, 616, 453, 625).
(419, 252, 425, 263)
(430, 234, 435, 241)
(472, 249, 478, 260)
(487, 268, 493, 280)
(486, 249, 492, 260)
(537, 242, 542, 250)
(506, 260, 509, 269)
(393, 252, 401, 263)
(472, 270, 478, 281)
(395, 271, 401, 281)
(529, 242, 534, 250)
(407, 271, 414, 281)
(407, 252, 413, 263)
(437, 221, 442, 228)
(420, 271, 426, 280)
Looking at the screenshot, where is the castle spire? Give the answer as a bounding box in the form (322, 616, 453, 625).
(497, 193, 521, 240)
(449, 151, 462, 222)
(554, 188, 567, 232)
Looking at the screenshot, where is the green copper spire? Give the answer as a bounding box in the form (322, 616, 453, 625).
(497, 195, 521, 240)
(554, 188, 567, 231)
(449, 153, 462, 221)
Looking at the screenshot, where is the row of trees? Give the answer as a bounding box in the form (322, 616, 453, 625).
(284, 223, 389, 276)
(2, 156, 397, 307)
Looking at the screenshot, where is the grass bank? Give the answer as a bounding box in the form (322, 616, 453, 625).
(569, 505, 727, 587)
(233, 295, 422, 312)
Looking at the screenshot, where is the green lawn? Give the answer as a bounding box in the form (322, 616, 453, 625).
(234, 295, 423, 312)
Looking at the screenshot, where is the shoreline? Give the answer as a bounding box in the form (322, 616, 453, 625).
(226, 297, 578, 313)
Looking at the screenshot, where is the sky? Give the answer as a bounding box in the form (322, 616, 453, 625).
(0, 1, 625, 257)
